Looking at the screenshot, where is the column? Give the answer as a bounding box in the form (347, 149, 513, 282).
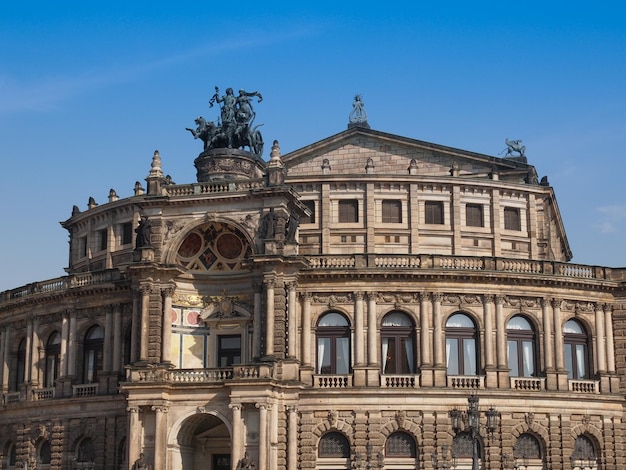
(25, 319, 32, 383)
(67, 311, 77, 377)
(605, 306, 615, 373)
(287, 283, 298, 358)
(301, 293, 311, 366)
(162, 286, 175, 364)
(103, 306, 113, 373)
(483, 295, 494, 369)
(552, 299, 564, 370)
(139, 284, 151, 362)
(367, 292, 378, 365)
(257, 404, 269, 470)
(112, 307, 122, 373)
(30, 318, 40, 384)
(152, 405, 168, 470)
(419, 293, 431, 366)
(595, 303, 606, 373)
(130, 294, 140, 363)
(265, 279, 275, 357)
(495, 296, 507, 369)
(253, 284, 262, 359)
(127, 407, 141, 465)
(0, 327, 9, 392)
(229, 404, 242, 470)
(432, 294, 444, 367)
(60, 312, 69, 377)
(542, 298, 554, 371)
(354, 292, 365, 366)
(287, 406, 298, 470)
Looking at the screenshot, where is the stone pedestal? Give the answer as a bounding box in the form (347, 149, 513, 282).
(194, 148, 265, 182)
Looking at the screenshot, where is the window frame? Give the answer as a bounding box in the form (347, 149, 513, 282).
(564, 319, 592, 380)
(44, 332, 61, 388)
(506, 316, 537, 377)
(301, 200, 316, 225)
(83, 326, 104, 384)
(382, 199, 403, 224)
(465, 203, 484, 228)
(217, 334, 242, 367)
(338, 199, 359, 223)
(316, 312, 351, 375)
(504, 207, 521, 231)
(425, 201, 444, 225)
(445, 313, 479, 376)
(381, 312, 416, 375)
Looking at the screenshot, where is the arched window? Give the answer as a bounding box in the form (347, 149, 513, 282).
(12, 338, 26, 391)
(6, 442, 16, 468)
(83, 326, 104, 384)
(507, 316, 537, 377)
(452, 431, 483, 466)
(563, 319, 591, 380)
(316, 313, 350, 375)
(76, 437, 96, 466)
(385, 431, 417, 457)
(45, 332, 61, 388)
(571, 435, 598, 469)
(381, 312, 415, 374)
(318, 432, 350, 458)
(446, 313, 478, 376)
(39, 440, 52, 466)
(513, 433, 543, 468)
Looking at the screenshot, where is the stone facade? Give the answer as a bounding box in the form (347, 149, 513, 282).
(0, 126, 625, 470)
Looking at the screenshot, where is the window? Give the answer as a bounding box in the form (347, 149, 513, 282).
(514, 433, 542, 462)
(504, 207, 521, 231)
(445, 313, 478, 376)
(7, 442, 16, 468)
(466, 204, 484, 227)
(319, 432, 350, 458)
(97, 229, 108, 251)
(12, 338, 26, 391)
(121, 222, 133, 245)
(385, 432, 417, 457)
(76, 438, 95, 466)
(316, 312, 351, 374)
(453, 432, 483, 463)
(506, 316, 536, 377)
(301, 200, 316, 224)
(79, 236, 87, 258)
(83, 326, 104, 384)
(425, 201, 444, 224)
(39, 440, 52, 466)
(382, 200, 402, 223)
(218, 335, 241, 367)
(564, 319, 591, 379)
(381, 312, 415, 374)
(44, 332, 61, 388)
(338, 200, 359, 223)
(572, 435, 598, 469)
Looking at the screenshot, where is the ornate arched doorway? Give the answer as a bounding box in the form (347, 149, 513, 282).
(174, 413, 231, 470)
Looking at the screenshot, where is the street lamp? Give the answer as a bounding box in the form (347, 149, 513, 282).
(431, 444, 457, 469)
(449, 395, 498, 470)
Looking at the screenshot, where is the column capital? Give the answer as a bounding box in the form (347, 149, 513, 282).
(229, 403, 242, 411)
(551, 298, 562, 309)
(366, 291, 378, 301)
(354, 291, 365, 301)
(161, 285, 176, 297)
(126, 406, 140, 414)
(495, 295, 506, 306)
(300, 291, 312, 301)
(419, 292, 431, 302)
(256, 403, 271, 411)
(482, 294, 495, 304)
(139, 283, 152, 296)
(151, 405, 169, 413)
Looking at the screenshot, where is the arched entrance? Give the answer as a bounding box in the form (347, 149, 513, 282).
(174, 413, 231, 470)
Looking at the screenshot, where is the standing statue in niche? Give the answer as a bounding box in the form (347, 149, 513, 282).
(132, 453, 150, 470)
(187, 85, 264, 156)
(135, 216, 152, 249)
(260, 208, 278, 239)
(285, 211, 300, 243)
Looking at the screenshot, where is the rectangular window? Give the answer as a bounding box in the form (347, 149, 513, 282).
(98, 229, 108, 251)
(425, 201, 444, 225)
(338, 200, 359, 223)
(121, 222, 133, 245)
(504, 207, 521, 231)
(301, 200, 316, 224)
(79, 237, 87, 258)
(466, 204, 484, 227)
(218, 335, 241, 367)
(382, 200, 402, 223)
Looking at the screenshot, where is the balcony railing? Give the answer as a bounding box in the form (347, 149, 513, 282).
(447, 375, 484, 390)
(381, 374, 419, 388)
(130, 364, 272, 384)
(72, 383, 99, 397)
(33, 387, 56, 400)
(569, 379, 599, 394)
(3, 392, 21, 404)
(303, 254, 611, 281)
(510, 377, 545, 391)
(313, 374, 352, 388)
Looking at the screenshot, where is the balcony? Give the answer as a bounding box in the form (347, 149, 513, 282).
(33, 387, 56, 401)
(510, 377, 545, 391)
(72, 383, 99, 397)
(313, 374, 352, 388)
(129, 364, 272, 384)
(447, 375, 484, 390)
(381, 374, 419, 388)
(569, 379, 599, 394)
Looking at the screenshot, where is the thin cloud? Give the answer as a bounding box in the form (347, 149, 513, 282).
(595, 204, 626, 234)
(0, 27, 319, 115)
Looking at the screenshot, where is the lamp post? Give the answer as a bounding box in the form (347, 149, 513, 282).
(449, 395, 498, 470)
(431, 444, 457, 469)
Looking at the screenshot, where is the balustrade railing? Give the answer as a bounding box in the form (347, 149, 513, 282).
(510, 377, 545, 391)
(447, 375, 484, 390)
(33, 387, 56, 400)
(72, 383, 99, 397)
(381, 374, 419, 388)
(313, 374, 352, 388)
(3, 392, 21, 404)
(569, 379, 599, 394)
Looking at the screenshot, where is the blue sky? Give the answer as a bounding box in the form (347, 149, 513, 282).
(1, 1, 625, 291)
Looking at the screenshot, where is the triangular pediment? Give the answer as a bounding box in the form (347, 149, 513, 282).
(283, 126, 535, 182)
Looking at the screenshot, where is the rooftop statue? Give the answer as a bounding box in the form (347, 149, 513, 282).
(503, 138, 526, 158)
(187, 86, 264, 156)
(348, 94, 370, 129)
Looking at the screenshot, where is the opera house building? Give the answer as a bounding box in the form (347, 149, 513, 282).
(1, 95, 625, 470)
